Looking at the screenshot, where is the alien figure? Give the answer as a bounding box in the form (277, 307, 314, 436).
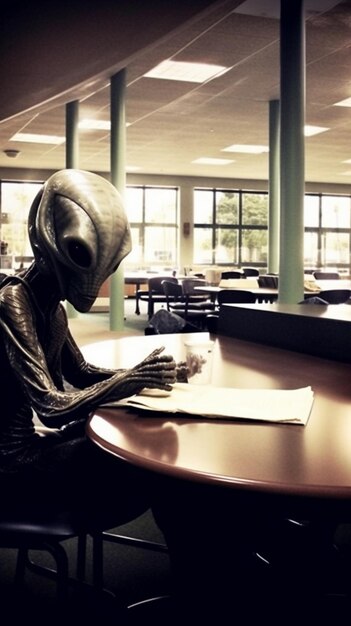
(0, 169, 177, 524)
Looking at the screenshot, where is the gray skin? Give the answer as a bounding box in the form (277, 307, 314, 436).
(0, 169, 178, 471)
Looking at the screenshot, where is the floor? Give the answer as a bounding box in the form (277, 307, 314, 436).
(68, 296, 154, 347)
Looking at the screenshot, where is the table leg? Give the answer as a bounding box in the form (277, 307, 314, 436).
(134, 282, 141, 315)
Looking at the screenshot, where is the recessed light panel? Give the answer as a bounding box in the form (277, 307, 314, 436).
(192, 157, 235, 165)
(304, 125, 329, 136)
(79, 119, 111, 130)
(10, 133, 65, 144)
(222, 144, 269, 154)
(333, 97, 351, 108)
(144, 60, 230, 83)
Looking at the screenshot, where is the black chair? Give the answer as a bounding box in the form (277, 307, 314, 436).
(162, 280, 213, 329)
(313, 271, 340, 280)
(136, 275, 178, 318)
(241, 267, 259, 278)
(0, 510, 91, 604)
(181, 278, 216, 311)
(177, 278, 215, 329)
(258, 274, 279, 289)
(0, 506, 168, 612)
(217, 289, 257, 305)
(318, 289, 351, 304)
(162, 280, 187, 313)
(0, 423, 168, 607)
(221, 271, 243, 279)
(206, 289, 256, 333)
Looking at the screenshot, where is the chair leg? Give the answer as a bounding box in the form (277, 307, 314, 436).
(76, 533, 87, 581)
(21, 541, 70, 602)
(14, 535, 88, 602)
(89, 530, 168, 593)
(91, 531, 104, 590)
(14, 548, 27, 587)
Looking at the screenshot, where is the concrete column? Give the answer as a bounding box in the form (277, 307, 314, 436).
(278, 0, 305, 303)
(268, 99, 280, 275)
(179, 182, 194, 273)
(110, 70, 127, 330)
(65, 100, 79, 318)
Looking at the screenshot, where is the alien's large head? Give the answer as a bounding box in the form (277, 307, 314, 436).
(28, 169, 131, 312)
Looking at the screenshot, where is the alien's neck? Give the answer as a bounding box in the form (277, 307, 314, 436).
(23, 262, 61, 315)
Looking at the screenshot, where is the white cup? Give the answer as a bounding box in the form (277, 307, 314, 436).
(184, 339, 214, 385)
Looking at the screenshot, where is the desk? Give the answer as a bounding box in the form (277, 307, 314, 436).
(195, 278, 351, 304)
(194, 284, 278, 302)
(124, 272, 153, 314)
(85, 332, 351, 519)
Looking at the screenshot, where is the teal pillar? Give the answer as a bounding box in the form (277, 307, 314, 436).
(110, 70, 127, 331)
(278, 0, 305, 304)
(65, 101, 79, 318)
(268, 100, 280, 275)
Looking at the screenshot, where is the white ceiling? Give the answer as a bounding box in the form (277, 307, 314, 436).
(1, 0, 351, 184)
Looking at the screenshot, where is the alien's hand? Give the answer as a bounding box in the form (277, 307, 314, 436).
(108, 346, 177, 401)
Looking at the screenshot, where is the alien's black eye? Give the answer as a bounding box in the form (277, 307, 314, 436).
(67, 240, 92, 268)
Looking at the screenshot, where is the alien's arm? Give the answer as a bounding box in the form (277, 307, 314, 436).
(61, 309, 189, 387)
(0, 288, 176, 429)
(61, 325, 125, 386)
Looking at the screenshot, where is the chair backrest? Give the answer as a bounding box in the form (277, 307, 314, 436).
(313, 271, 340, 280)
(258, 274, 279, 289)
(162, 280, 184, 302)
(217, 289, 256, 305)
(148, 275, 178, 294)
(318, 289, 351, 304)
(221, 271, 242, 279)
(241, 267, 259, 277)
(181, 277, 207, 295)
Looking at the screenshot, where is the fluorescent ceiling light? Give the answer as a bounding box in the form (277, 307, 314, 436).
(79, 119, 131, 129)
(304, 125, 329, 136)
(144, 60, 230, 83)
(333, 97, 351, 107)
(222, 144, 269, 154)
(79, 119, 111, 130)
(192, 157, 234, 165)
(10, 132, 65, 144)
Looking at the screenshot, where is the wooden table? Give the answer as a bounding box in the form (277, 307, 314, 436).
(85, 332, 351, 520)
(124, 272, 153, 314)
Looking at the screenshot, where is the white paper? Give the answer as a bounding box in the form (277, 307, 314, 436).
(104, 383, 314, 425)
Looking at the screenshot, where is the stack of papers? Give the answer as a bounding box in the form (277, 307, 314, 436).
(105, 383, 314, 425)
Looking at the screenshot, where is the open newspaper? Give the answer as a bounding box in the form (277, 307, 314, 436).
(104, 382, 314, 425)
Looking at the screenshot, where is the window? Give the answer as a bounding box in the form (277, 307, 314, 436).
(194, 189, 351, 273)
(1, 181, 42, 258)
(193, 188, 268, 267)
(305, 193, 351, 271)
(125, 186, 178, 268)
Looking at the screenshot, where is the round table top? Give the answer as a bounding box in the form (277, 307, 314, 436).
(84, 332, 351, 513)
